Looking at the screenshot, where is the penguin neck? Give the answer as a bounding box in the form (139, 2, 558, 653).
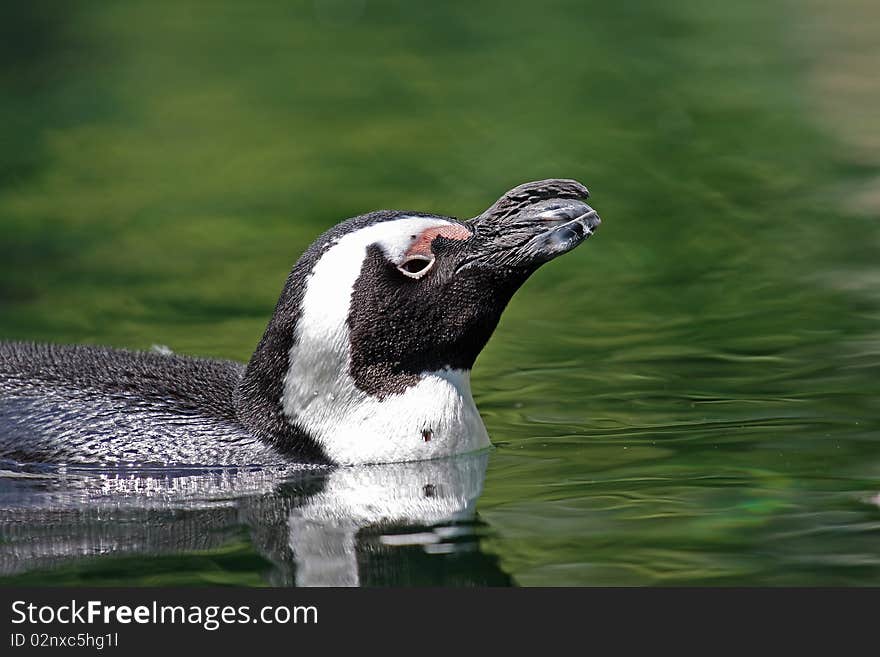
(236, 261, 328, 461)
(238, 309, 490, 466)
(284, 363, 489, 465)
(236, 252, 491, 465)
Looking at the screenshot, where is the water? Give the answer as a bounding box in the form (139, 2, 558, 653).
(1, 0, 879, 585)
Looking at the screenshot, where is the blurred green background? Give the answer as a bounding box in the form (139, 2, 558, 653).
(1, 0, 879, 585)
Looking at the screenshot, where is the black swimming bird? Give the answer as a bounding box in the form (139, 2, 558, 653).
(0, 179, 601, 466)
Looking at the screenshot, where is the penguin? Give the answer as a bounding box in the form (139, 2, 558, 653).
(0, 179, 601, 467)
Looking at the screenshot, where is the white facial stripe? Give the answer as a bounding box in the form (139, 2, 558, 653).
(281, 217, 490, 465)
(370, 219, 442, 263)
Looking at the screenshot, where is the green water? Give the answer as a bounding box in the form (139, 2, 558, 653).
(1, 0, 879, 585)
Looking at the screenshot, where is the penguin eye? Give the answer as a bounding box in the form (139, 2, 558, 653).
(397, 255, 435, 279)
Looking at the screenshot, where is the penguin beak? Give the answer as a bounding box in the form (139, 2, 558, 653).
(462, 197, 601, 271)
(519, 199, 601, 265)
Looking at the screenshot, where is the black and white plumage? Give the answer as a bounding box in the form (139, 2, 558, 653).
(0, 179, 601, 466)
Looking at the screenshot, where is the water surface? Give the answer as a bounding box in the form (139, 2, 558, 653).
(1, 0, 879, 585)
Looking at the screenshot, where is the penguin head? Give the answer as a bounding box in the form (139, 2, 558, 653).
(344, 179, 599, 394)
(240, 179, 600, 464)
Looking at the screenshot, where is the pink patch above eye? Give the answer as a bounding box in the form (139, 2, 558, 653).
(406, 224, 471, 258)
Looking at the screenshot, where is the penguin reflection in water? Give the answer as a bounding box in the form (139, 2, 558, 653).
(0, 454, 505, 586)
(0, 179, 601, 466)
